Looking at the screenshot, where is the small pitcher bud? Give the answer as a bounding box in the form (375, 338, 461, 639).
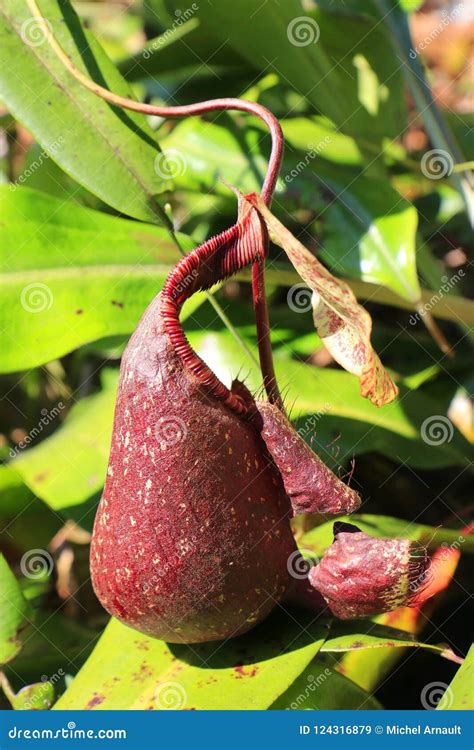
(309, 522, 429, 619)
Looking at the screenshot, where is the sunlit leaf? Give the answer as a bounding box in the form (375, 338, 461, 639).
(321, 622, 460, 662)
(270, 661, 383, 710)
(54, 612, 327, 709)
(10, 372, 118, 513)
(189, 0, 405, 144)
(0, 672, 54, 710)
(0, 555, 33, 665)
(0, 187, 197, 373)
(438, 645, 474, 710)
(0, 0, 169, 222)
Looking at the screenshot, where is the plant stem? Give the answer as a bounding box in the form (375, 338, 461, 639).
(252, 261, 284, 410)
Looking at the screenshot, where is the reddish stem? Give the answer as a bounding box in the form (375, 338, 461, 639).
(252, 261, 282, 409)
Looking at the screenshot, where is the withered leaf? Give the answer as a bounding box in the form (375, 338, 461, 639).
(247, 193, 398, 407)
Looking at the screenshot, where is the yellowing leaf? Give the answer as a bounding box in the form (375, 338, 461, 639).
(247, 194, 398, 407)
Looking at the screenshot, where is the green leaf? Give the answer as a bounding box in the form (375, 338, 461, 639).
(0, 187, 196, 373)
(270, 661, 383, 710)
(438, 645, 474, 710)
(300, 515, 474, 557)
(316, 171, 421, 302)
(399, 0, 425, 11)
(3, 611, 97, 686)
(0, 0, 169, 222)
(320, 622, 459, 661)
(19, 143, 102, 208)
(0, 672, 54, 710)
(281, 116, 365, 168)
(0, 464, 35, 519)
(54, 612, 327, 710)
(190, 0, 406, 143)
(162, 117, 268, 196)
(118, 18, 248, 82)
(10, 371, 118, 512)
(0, 555, 33, 665)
